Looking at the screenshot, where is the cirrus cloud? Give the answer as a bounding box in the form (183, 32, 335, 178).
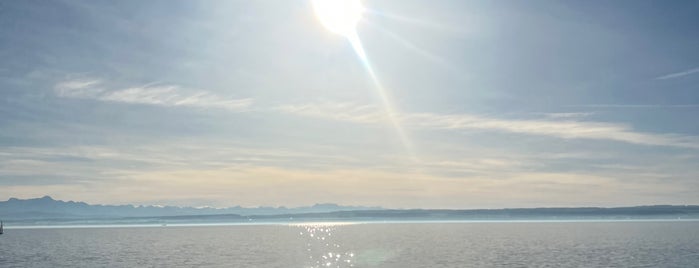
(54, 77, 252, 111)
(278, 101, 699, 149)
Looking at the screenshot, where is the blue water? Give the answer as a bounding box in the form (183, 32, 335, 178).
(1, 221, 698, 267)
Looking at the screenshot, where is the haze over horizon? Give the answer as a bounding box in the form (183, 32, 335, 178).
(3, 195, 383, 210)
(4, 195, 696, 210)
(2, 0, 699, 209)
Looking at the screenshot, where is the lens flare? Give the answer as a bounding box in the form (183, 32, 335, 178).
(312, 0, 418, 162)
(346, 33, 417, 162)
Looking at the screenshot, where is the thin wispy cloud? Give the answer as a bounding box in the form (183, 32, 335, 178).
(540, 112, 594, 119)
(1, 158, 685, 208)
(100, 86, 252, 110)
(406, 112, 699, 149)
(280, 101, 699, 149)
(276, 101, 386, 124)
(569, 104, 699, 108)
(54, 78, 252, 111)
(656, 67, 699, 80)
(54, 78, 104, 98)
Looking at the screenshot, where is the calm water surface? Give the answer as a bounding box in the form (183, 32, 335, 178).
(1, 221, 698, 267)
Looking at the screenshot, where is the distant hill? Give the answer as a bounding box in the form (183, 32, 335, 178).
(0, 196, 381, 220)
(2, 196, 698, 226)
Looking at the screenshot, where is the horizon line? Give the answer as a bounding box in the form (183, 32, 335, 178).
(3, 195, 697, 211)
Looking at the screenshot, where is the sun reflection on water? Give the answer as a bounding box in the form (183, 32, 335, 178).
(296, 223, 356, 268)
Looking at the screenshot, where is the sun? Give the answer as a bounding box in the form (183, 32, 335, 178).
(311, 0, 365, 37)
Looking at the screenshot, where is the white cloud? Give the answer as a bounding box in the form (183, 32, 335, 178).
(3, 139, 698, 207)
(54, 78, 104, 98)
(100, 85, 252, 110)
(569, 104, 699, 108)
(54, 78, 252, 111)
(540, 112, 593, 119)
(656, 67, 699, 80)
(406, 112, 699, 149)
(279, 101, 699, 149)
(276, 101, 386, 124)
(3, 163, 692, 208)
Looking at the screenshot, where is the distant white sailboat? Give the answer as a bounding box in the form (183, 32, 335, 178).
(1, 221, 3, 235)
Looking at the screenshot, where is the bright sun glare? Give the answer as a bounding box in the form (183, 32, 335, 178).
(312, 0, 365, 36)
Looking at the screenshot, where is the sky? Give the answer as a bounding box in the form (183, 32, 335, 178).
(1, 0, 698, 209)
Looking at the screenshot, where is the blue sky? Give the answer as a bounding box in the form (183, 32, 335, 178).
(1, 0, 698, 208)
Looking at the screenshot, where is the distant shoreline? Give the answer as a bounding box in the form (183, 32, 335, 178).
(5, 218, 699, 230)
(4, 196, 699, 229)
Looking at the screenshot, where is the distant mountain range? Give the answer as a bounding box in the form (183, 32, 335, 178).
(0, 196, 381, 220)
(1, 196, 698, 226)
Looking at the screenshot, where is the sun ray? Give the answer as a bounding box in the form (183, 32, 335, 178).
(367, 23, 453, 68)
(346, 32, 419, 162)
(365, 9, 464, 35)
(312, 0, 419, 163)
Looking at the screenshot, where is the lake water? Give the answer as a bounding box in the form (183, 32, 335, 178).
(1, 221, 698, 267)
